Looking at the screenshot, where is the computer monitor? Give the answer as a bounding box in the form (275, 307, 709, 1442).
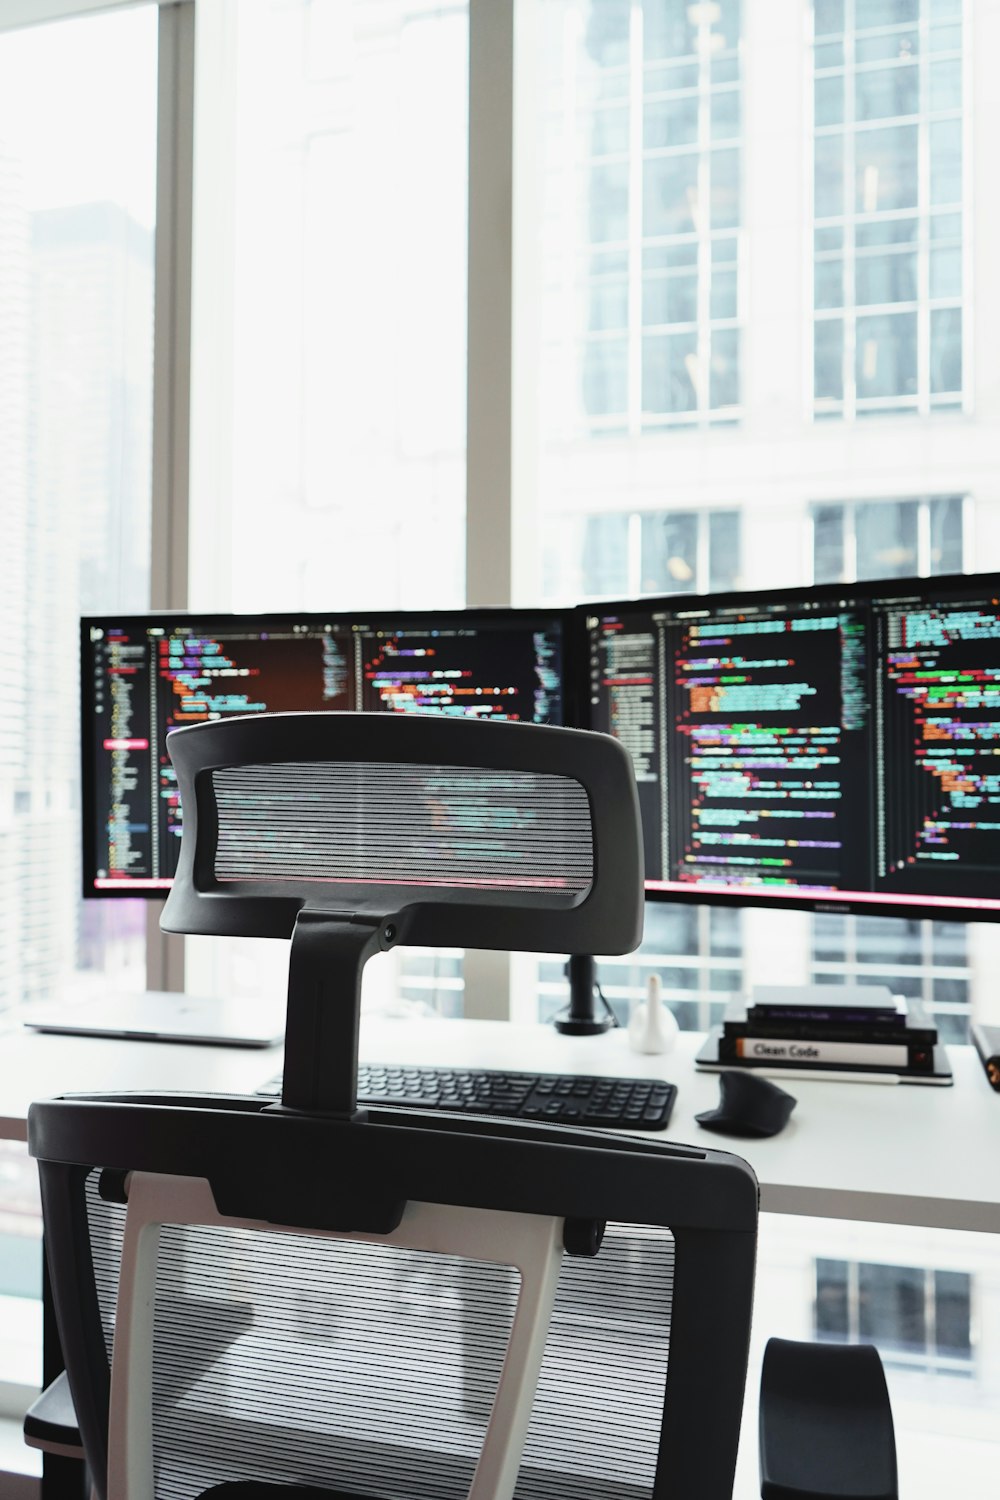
(583, 572, 1000, 921)
(81, 608, 573, 895)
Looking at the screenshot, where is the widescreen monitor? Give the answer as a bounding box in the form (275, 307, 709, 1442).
(583, 572, 1000, 921)
(82, 608, 573, 895)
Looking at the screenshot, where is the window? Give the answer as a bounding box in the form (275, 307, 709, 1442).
(537, 904, 743, 1033)
(816, 1257, 973, 1375)
(0, 5, 157, 1017)
(542, 506, 742, 602)
(812, 0, 965, 418)
(811, 914, 971, 1043)
(533, 0, 742, 443)
(196, 0, 468, 616)
(187, 0, 469, 1013)
(518, 0, 999, 1037)
(811, 495, 966, 581)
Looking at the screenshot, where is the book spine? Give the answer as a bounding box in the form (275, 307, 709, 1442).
(725, 1020, 938, 1046)
(971, 1024, 1000, 1092)
(720, 1035, 933, 1070)
(748, 1007, 903, 1027)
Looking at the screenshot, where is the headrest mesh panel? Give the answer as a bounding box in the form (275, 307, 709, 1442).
(211, 761, 594, 893)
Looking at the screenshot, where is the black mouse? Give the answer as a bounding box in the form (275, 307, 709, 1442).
(695, 1069, 797, 1138)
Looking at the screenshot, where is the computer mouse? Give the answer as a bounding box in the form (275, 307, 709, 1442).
(695, 1069, 797, 1138)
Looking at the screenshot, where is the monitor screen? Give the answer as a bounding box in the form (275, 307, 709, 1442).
(583, 573, 1000, 920)
(82, 609, 572, 895)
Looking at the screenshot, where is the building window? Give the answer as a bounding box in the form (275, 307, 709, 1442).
(811, 495, 966, 582)
(556, 0, 743, 437)
(538, 903, 744, 1032)
(816, 1257, 973, 1376)
(811, 914, 970, 1043)
(812, 0, 964, 419)
(0, 6, 157, 1016)
(543, 506, 742, 602)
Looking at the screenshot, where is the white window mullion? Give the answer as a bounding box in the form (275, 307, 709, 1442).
(467, 0, 516, 610)
(465, 0, 516, 1018)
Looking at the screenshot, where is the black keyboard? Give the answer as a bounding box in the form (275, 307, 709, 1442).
(257, 1063, 677, 1130)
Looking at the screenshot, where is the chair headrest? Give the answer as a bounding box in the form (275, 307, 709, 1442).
(161, 711, 643, 955)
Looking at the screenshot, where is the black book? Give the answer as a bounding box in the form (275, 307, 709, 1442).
(724, 996, 938, 1048)
(747, 984, 904, 1028)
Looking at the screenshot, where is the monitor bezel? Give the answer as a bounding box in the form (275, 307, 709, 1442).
(575, 568, 1000, 924)
(80, 605, 581, 900)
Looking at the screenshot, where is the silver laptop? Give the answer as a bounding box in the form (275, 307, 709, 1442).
(22, 990, 284, 1048)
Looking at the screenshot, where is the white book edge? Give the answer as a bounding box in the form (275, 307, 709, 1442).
(732, 1037, 910, 1067)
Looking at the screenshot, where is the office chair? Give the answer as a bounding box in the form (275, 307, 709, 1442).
(27, 712, 896, 1500)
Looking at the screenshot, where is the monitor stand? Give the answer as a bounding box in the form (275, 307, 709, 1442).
(552, 955, 617, 1036)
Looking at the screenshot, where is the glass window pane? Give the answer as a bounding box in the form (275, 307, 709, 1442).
(584, 338, 628, 415)
(860, 0, 919, 26)
(585, 0, 630, 68)
(645, 95, 698, 149)
(855, 64, 918, 122)
(710, 148, 740, 228)
(929, 246, 962, 298)
(930, 58, 961, 111)
(643, 901, 699, 953)
(590, 162, 630, 241)
(643, 330, 699, 413)
(815, 257, 844, 309)
(591, 107, 630, 157)
(0, 6, 157, 1013)
(644, 153, 699, 236)
(644, 270, 698, 325)
(812, 910, 848, 959)
(855, 311, 918, 399)
(929, 496, 964, 572)
(814, 39, 844, 68)
(855, 502, 919, 578)
(710, 326, 740, 407)
(934, 1271, 972, 1359)
(209, 0, 468, 615)
(856, 217, 917, 247)
(855, 250, 917, 304)
(930, 307, 962, 393)
(814, 318, 844, 399)
(641, 511, 699, 591)
(855, 124, 918, 211)
(643, 0, 697, 61)
(814, 0, 845, 38)
(858, 1263, 926, 1355)
(589, 277, 629, 331)
(815, 133, 845, 217)
(813, 504, 846, 582)
(815, 1260, 850, 1341)
(711, 267, 738, 319)
(815, 73, 844, 127)
(930, 119, 962, 205)
(582, 513, 631, 596)
(709, 509, 742, 591)
(929, 22, 962, 54)
(711, 88, 740, 141)
(856, 30, 918, 64)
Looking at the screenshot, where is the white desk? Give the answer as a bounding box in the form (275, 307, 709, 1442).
(1, 1015, 997, 1234)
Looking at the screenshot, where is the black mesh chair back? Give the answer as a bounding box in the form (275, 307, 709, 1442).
(30, 712, 760, 1500)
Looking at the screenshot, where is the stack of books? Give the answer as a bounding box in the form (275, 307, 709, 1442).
(696, 985, 952, 1084)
